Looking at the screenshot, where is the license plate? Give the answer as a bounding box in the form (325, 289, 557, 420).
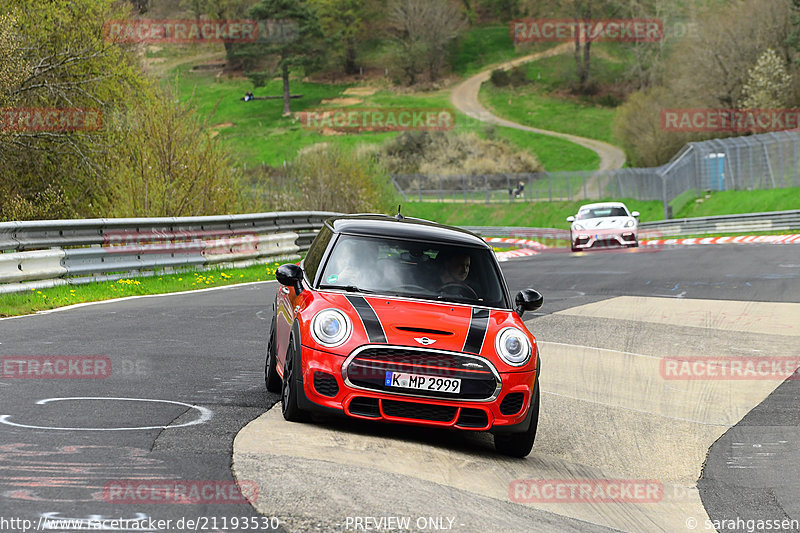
(385, 371, 461, 394)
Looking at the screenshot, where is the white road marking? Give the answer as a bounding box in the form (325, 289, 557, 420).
(0, 397, 212, 431)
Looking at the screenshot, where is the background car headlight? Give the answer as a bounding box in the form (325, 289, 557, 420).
(311, 309, 351, 347)
(495, 327, 532, 366)
(624, 219, 635, 228)
(573, 223, 585, 230)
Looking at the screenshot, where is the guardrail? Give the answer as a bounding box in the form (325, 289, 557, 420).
(3, 209, 797, 294)
(638, 209, 800, 237)
(0, 212, 338, 294)
(463, 210, 800, 240)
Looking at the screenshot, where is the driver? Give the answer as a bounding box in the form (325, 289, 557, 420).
(437, 251, 471, 285)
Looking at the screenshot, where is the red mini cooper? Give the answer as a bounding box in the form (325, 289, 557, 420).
(266, 214, 543, 457)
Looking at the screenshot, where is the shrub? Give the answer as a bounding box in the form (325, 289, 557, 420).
(490, 68, 511, 87)
(291, 144, 397, 213)
(244, 144, 397, 214)
(508, 66, 528, 87)
(379, 131, 542, 175)
(95, 88, 241, 217)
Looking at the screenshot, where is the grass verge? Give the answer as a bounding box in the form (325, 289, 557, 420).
(674, 188, 800, 218)
(0, 263, 280, 318)
(404, 198, 664, 228)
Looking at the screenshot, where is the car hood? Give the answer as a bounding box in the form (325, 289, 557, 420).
(365, 297, 479, 351)
(312, 291, 509, 354)
(572, 217, 635, 230)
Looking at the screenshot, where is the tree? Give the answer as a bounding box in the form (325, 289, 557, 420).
(0, 0, 241, 220)
(180, 0, 259, 70)
(0, 0, 146, 216)
(740, 48, 793, 109)
(309, 0, 380, 75)
(572, 0, 592, 92)
(97, 88, 239, 217)
(666, 0, 794, 109)
(243, 0, 325, 115)
(388, 0, 468, 85)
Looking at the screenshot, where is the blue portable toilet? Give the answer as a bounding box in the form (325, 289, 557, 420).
(706, 153, 725, 190)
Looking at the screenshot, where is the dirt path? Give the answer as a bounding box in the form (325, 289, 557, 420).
(450, 43, 626, 171)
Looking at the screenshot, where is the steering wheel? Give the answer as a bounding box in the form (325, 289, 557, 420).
(440, 283, 478, 299)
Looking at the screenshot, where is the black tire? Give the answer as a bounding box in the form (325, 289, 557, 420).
(280, 340, 309, 422)
(264, 317, 281, 393)
(494, 387, 540, 458)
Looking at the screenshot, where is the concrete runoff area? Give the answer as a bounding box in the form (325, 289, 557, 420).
(233, 297, 800, 532)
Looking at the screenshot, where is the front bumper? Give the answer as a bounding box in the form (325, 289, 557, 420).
(572, 229, 638, 250)
(297, 345, 537, 432)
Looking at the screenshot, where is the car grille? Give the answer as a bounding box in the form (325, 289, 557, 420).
(313, 372, 339, 397)
(382, 399, 457, 422)
(344, 346, 500, 401)
(499, 392, 525, 415)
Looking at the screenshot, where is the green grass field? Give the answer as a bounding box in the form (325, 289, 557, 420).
(672, 188, 800, 218)
(402, 187, 800, 228)
(172, 66, 600, 172)
(163, 24, 599, 172)
(478, 45, 627, 147)
(452, 26, 554, 76)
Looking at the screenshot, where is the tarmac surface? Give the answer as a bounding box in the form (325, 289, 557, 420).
(0, 244, 798, 532)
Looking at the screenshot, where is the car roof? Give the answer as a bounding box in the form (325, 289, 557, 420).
(579, 202, 629, 209)
(327, 214, 491, 248)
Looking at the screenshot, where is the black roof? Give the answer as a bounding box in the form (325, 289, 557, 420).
(327, 214, 490, 248)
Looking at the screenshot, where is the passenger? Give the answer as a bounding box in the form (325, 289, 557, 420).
(327, 239, 381, 288)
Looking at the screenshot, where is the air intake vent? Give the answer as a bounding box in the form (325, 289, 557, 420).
(395, 326, 453, 336)
(456, 408, 488, 428)
(499, 392, 525, 415)
(349, 397, 380, 418)
(313, 372, 339, 397)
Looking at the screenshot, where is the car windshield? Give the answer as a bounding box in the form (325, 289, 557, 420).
(576, 206, 629, 220)
(317, 234, 508, 308)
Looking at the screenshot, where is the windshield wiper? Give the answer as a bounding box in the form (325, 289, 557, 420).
(319, 284, 375, 294)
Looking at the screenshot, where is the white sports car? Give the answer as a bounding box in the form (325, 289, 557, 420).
(566, 202, 640, 252)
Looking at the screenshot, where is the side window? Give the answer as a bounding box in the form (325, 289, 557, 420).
(302, 226, 333, 285)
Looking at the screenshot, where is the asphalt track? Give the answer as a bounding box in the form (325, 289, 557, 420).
(0, 244, 798, 532)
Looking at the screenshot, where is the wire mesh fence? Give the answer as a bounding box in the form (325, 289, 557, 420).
(391, 130, 800, 218)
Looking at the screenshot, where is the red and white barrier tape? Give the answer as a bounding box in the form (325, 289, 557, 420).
(641, 234, 800, 246)
(486, 237, 549, 250)
(491, 233, 800, 261)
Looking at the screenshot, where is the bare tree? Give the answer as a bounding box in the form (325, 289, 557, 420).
(389, 0, 468, 84)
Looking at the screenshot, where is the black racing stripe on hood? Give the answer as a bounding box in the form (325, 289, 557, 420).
(463, 308, 490, 354)
(346, 295, 387, 344)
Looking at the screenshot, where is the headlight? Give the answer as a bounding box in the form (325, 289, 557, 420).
(311, 309, 351, 347)
(624, 219, 635, 228)
(573, 223, 585, 230)
(495, 327, 532, 366)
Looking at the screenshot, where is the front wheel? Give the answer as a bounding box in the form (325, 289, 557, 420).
(264, 318, 281, 393)
(281, 341, 309, 422)
(494, 387, 540, 458)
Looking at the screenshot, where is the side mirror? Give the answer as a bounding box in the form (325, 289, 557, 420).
(276, 263, 304, 294)
(631, 211, 640, 218)
(566, 216, 575, 223)
(514, 289, 543, 317)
